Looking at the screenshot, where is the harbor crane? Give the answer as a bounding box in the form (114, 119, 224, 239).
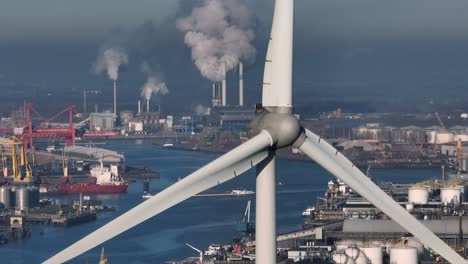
(435, 112, 449, 133)
(185, 243, 203, 263)
(0, 136, 32, 183)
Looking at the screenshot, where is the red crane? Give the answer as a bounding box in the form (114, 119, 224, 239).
(0, 103, 77, 148)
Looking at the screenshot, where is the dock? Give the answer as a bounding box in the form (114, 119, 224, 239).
(52, 212, 96, 227)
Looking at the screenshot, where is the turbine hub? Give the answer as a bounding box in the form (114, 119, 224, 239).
(248, 107, 302, 149)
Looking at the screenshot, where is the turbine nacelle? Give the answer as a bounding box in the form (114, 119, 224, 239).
(248, 105, 302, 149)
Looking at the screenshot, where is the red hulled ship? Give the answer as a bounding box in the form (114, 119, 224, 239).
(58, 161, 128, 193)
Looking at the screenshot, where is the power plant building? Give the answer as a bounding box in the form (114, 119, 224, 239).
(90, 113, 115, 131)
(134, 111, 160, 131)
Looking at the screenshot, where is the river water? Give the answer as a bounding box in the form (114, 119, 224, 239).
(1, 140, 442, 263)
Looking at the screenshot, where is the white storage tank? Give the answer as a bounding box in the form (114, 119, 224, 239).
(360, 247, 383, 264)
(389, 247, 417, 264)
(15, 187, 29, 211)
(436, 132, 455, 144)
(441, 187, 462, 204)
(0, 186, 11, 208)
(426, 131, 437, 144)
(408, 186, 428, 204)
(332, 251, 355, 264)
(345, 246, 368, 264)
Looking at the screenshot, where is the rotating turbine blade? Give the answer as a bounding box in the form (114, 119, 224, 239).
(43, 130, 273, 264)
(262, 0, 293, 108)
(298, 129, 466, 264)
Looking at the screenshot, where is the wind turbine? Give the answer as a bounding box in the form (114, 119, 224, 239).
(44, 1, 466, 263)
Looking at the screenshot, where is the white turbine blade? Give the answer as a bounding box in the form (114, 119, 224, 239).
(262, 0, 293, 108)
(43, 131, 273, 264)
(298, 129, 466, 264)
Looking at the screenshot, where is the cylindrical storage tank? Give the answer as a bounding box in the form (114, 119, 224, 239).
(345, 247, 368, 264)
(0, 186, 11, 208)
(389, 247, 417, 264)
(332, 251, 355, 264)
(441, 187, 462, 204)
(402, 237, 424, 253)
(408, 187, 428, 204)
(426, 131, 437, 144)
(436, 132, 454, 144)
(15, 187, 29, 211)
(360, 247, 383, 264)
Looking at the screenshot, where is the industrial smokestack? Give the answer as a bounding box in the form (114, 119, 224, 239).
(113, 80, 117, 116)
(138, 100, 141, 114)
(239, 62, 244, 107)
(212, 83, 216, 107)
(222, 62, 226, 106)
(212, 83, 215, 99)
(146, 99, 150, 113)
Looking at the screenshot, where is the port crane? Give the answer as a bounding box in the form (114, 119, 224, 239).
(185, 243, 203, 263)
(237, 200, 254, 235)
(0, 103, 77, 148)
(0, 136, 33, 183)
(435, 112, 449, 133)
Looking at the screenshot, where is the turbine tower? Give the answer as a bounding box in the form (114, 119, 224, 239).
(44, 1, 467, 263)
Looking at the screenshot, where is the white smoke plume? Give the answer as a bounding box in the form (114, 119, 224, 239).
(140, 77, 169, 101)
(194, 104, 209, 115)
(94, 47, 129, 81)
(176, 0, 256, 82)
(140, 62, 169, 101)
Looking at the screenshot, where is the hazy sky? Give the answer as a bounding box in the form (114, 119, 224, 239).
(1, 0, 468, 114)
(2, 0, 468, 42)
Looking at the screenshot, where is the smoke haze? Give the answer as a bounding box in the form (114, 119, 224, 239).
(140, 62, 169, 101)
(176, 0, 256, 82)
(94, 47, 129, 81)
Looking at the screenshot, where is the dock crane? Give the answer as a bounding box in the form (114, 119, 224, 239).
(1, 146, 7, 178)
(435, 112, 449, 133)
(237, 200, 254, 235)
(185, 243, 203, 263)
(0, 136, 33, 183)
(433, 112, 455, 153)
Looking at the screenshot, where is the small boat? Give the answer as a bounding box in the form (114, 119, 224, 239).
(142, 191, 153, 199)
(231, 189, 255, 195)
(162, 143, 174, 148)
(302, 206, 315, 217)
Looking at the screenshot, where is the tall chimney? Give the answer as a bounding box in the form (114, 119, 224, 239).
(113, 80, 117, 116)
(212, 83, 216, 107)
(138, 100, 141, 114)
(146, 99, 150, 113)
(222, 62, 227, 106)
(239, 62, 244, 107)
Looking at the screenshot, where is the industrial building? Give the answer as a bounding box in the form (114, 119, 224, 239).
(216, 107, 255, 133)
(119, 111, 134, 126)
(90, 113, 114, 131)
(133, 112, 160, 131)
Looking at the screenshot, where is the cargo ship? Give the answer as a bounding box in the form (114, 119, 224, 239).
(58, 161, 128, 193)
